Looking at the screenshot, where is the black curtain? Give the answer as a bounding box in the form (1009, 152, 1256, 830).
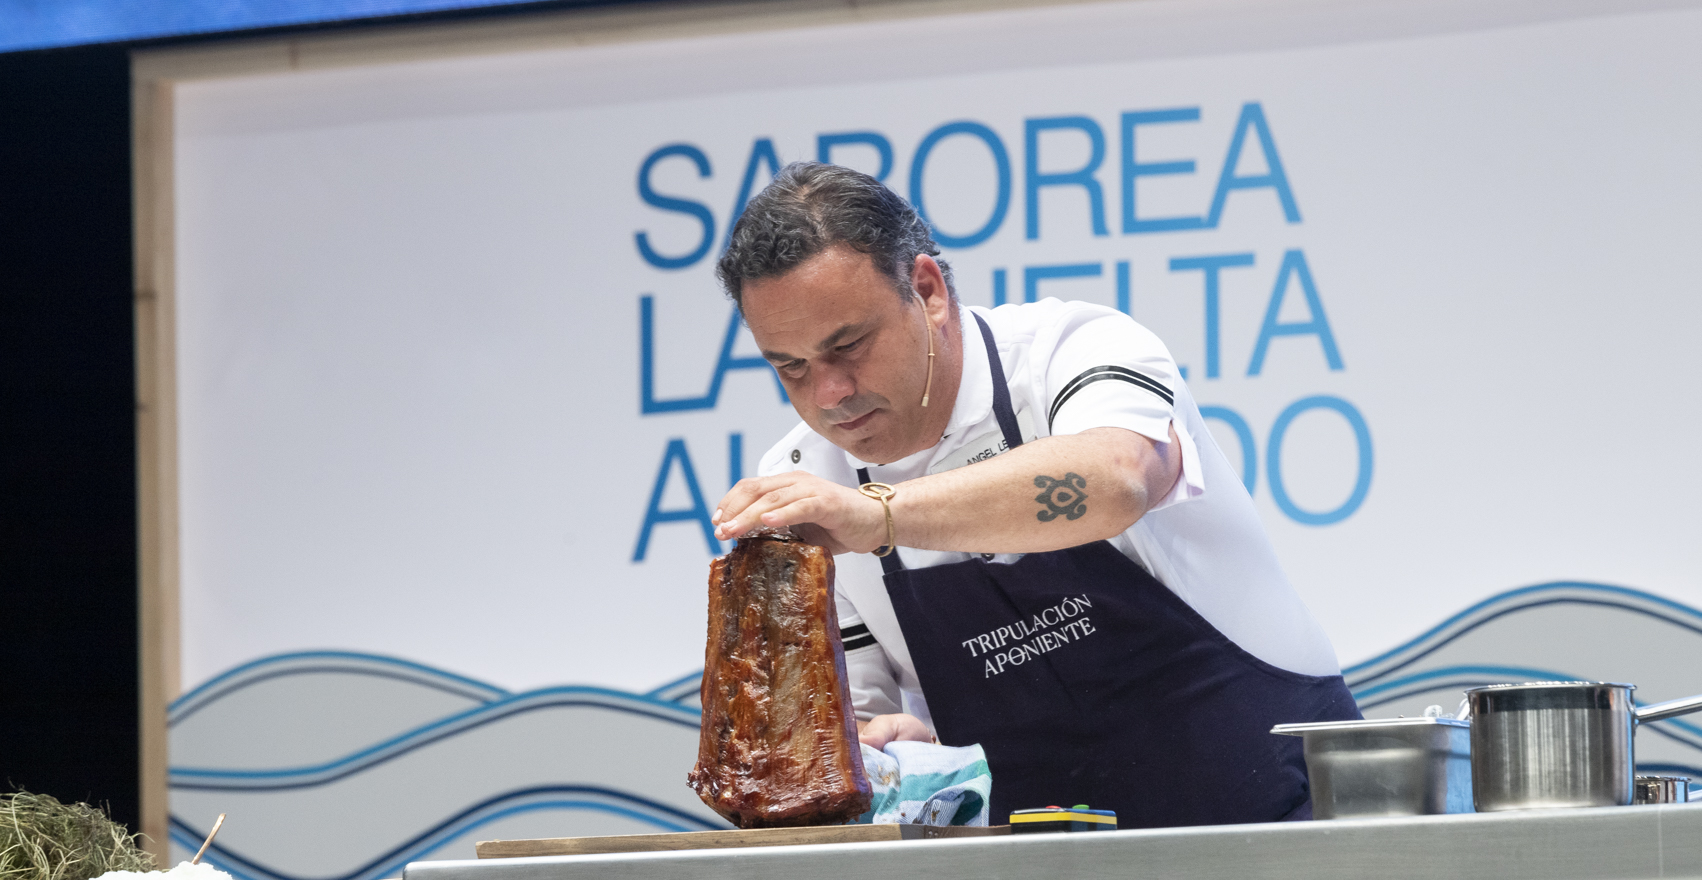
(0, 44, 140, 830)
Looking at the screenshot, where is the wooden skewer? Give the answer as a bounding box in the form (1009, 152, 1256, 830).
(191, 814, 226, 865)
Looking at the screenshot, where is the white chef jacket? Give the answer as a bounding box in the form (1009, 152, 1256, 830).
(756, 298, 1341, 729)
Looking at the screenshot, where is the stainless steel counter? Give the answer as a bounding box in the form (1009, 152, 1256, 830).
(404, 803, 1702, 880)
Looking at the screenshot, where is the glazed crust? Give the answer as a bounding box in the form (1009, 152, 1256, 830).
(687, 528, 872, 827)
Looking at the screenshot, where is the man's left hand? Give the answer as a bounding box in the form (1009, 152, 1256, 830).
(714, 471, 887, 554)
(857, 713, 935, 749)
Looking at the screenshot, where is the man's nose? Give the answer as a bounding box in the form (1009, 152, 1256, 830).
(812, 362, 855, 410)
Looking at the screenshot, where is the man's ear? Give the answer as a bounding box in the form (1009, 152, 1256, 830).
(910, 254, 952, 323)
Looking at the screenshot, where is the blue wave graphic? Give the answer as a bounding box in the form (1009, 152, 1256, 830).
(171, 786, 720, 880)
(646, 670, 705, 704)
(171, 651, 512, 724)
(169, 653, 725, 877)
(1344, 581, 1702, 684)
(172, 685, 702, 790)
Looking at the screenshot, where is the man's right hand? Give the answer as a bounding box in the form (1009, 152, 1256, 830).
(713, 471, 889, 555)
(857, 713, 935, 749)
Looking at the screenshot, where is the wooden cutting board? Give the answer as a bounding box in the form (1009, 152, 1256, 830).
(476, 824, 1009, 858)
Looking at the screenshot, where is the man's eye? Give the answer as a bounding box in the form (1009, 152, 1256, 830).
(835, 338, 864, 354)
(778, 361, 806, 376)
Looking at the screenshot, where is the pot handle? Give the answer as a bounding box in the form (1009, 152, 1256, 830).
(1636, 693, 1702, 724)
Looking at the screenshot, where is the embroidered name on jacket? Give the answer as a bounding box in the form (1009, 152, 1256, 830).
(927, 408, 1038, 476)
(961, 594, 1097, 678)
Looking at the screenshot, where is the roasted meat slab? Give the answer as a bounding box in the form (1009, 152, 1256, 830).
(687, 528, 872, 828)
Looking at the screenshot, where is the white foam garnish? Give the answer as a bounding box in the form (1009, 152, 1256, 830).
(96, 861, 233, 880)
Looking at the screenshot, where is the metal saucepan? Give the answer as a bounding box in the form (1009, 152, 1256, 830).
(1634, 775, 1690, 805)
(1465, 681, 1702, 811)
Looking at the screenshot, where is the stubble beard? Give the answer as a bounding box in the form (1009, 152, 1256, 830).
(815, 392, 922, 464)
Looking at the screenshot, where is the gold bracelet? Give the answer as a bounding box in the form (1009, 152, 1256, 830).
(858, 482, 897, 557)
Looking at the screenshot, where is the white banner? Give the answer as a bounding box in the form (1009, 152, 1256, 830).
(166, 0, 1702, 874)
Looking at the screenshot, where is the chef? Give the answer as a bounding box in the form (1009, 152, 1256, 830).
(711, 161, 1360, 828)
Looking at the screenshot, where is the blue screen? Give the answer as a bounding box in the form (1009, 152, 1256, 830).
(0, 0, 551, 53)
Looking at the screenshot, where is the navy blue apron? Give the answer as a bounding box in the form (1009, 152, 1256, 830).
(855, 313, 1360, 829)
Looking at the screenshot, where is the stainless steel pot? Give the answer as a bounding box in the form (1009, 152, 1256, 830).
(1466, 682, 1702, 811)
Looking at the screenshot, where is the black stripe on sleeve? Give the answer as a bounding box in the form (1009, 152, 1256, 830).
(1048, 365, 1173, 430)
(840, 623, 878, 652)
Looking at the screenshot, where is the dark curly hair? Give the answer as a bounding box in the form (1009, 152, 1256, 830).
(717, 161, 955, 308)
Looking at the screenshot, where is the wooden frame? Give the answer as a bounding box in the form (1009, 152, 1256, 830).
(129, 0, 1056, 858)
(132, 66, 177, 861)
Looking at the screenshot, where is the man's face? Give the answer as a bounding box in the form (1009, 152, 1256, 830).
(742, 246, 936, 464)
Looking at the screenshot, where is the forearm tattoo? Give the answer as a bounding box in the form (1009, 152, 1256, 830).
(1033, 473, 1088, 522)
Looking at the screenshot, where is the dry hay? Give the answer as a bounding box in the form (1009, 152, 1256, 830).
(0, 791, 156, 880)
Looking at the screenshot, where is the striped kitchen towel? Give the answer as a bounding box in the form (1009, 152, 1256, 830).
(855, 741, 992, 826)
